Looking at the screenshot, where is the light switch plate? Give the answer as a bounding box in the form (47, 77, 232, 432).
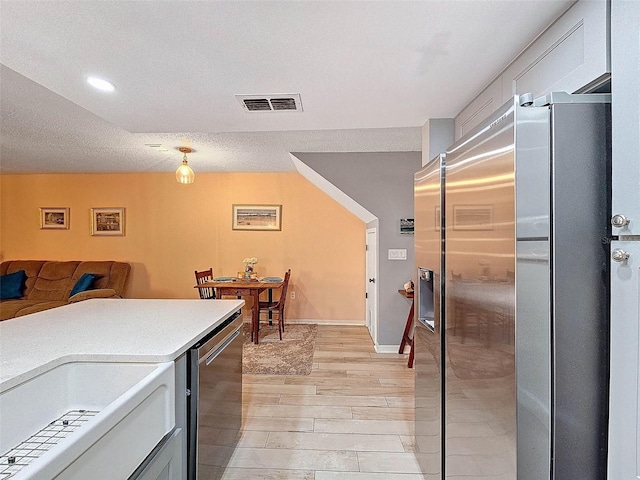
(388, 249, 407, 260)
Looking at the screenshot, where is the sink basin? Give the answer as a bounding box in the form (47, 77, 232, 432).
(0, 361, 175, 479)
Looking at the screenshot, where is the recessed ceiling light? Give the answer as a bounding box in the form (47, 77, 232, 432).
(87, 76, 115, 92)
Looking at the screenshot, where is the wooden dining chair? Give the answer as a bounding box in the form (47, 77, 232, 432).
(257, 269, 291, 340)
(194, 268, 216, 299)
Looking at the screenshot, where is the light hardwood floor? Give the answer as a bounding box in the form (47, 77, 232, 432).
(222, 325, 421, 480)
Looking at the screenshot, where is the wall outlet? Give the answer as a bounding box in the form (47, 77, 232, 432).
(290, 291, 296, 300)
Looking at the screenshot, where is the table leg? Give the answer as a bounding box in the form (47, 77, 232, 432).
(408, 341, 415, 369)
(252, 290, 260, 344)
(399, 302, 414, 354)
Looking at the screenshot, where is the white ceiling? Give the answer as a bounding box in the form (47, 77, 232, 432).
(0, 0, 573, 173)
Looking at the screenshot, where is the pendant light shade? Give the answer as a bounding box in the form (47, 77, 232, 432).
(176, 147, 195, 184)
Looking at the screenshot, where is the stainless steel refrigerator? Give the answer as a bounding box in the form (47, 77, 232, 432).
(414, 153, 445, 479)
(414, 92, 611, 479)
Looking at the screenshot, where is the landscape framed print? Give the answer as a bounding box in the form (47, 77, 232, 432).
(91, 207, 126, 236)
(232, 205, 282, 231)
(40, 207, 70, 230)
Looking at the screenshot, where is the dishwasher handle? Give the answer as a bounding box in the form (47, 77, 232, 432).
(204, 327, 241, 366)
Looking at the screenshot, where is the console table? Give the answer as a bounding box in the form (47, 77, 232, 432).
(398, 289, 415, 368)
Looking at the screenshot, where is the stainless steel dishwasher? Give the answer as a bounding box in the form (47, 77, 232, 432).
(188, 310, 243, 479)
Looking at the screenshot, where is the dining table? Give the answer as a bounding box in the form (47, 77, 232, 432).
(195, 278, 284, 344)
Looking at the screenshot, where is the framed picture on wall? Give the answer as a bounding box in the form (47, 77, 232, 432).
(91, 207, 126, 236)
(40, 207, 70, 230)
(232, 204, 282, 231)
(400, 218, 414, 234)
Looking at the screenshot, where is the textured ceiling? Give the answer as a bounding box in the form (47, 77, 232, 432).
(0, 0, 573, 173)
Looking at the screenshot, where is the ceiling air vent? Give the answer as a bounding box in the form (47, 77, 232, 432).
(235, 94, 303, 112)
(243, 99, 271, 111)
(270, 98, 297, 110)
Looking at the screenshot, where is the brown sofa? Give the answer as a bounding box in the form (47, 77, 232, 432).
(0, 260, 131, 320)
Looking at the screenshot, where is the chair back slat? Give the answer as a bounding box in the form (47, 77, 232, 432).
(278, 269, 291, 307)
(194, 268, 216, 299)
(256, 269, 291, 341)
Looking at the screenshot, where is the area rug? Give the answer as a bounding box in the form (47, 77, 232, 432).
(242, 323, 318, 375)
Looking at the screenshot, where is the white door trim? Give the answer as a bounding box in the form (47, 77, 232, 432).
(366, 227, 378, 347)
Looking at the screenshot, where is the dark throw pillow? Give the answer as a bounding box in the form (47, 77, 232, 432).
(1, 270, 26, 300)
(70, 273, 96, 297)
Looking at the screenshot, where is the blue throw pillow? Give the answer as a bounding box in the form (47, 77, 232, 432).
(1, 270, 26, 300)
(70, 273, 96, 297)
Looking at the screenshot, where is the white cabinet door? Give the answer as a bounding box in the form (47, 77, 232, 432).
(502, 0, 609, 99)
(454, 0, 609, 142)
(609, 241, 640, 480)
(608, 2, 640, 479)
(611, 0, 640, 235)
(454, 76, 503, 140)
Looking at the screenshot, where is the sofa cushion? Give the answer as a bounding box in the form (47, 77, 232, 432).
(70, 273, 96, 297)
(0, 300, 43, 321)
(0, 260, 131, 320)
(28, 261, 80, 301)
(0, 261, 46, 299)
(1, 270, 25, 300)
(72, 261, 130, 293)
(69, 288, 117, 303)
(14, 301, 68, 317)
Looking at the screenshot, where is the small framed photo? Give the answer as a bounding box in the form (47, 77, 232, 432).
(91, 207, 125, 236)
(400, 218, 414, 234)
(232, 204, 282, 231)
(40, 207, 70, 230)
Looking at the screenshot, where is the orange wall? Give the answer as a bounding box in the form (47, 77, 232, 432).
(0, 172, 366, 323)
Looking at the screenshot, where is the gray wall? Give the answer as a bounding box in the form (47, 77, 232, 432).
(294, 152, 421, 346)
(422, 118, 455, 166)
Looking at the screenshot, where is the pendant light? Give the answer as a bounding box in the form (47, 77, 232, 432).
(176, 147, 195, 184)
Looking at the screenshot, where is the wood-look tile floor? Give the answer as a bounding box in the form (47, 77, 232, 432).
(222, 325, 422, 480)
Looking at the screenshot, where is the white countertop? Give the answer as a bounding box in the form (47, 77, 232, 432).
(0, 298, 245, 392)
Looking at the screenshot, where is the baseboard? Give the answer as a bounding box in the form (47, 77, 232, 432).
(245, 318, 365, 326)
(375, 344, 404, 354)
(285, 319, 365, 326)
